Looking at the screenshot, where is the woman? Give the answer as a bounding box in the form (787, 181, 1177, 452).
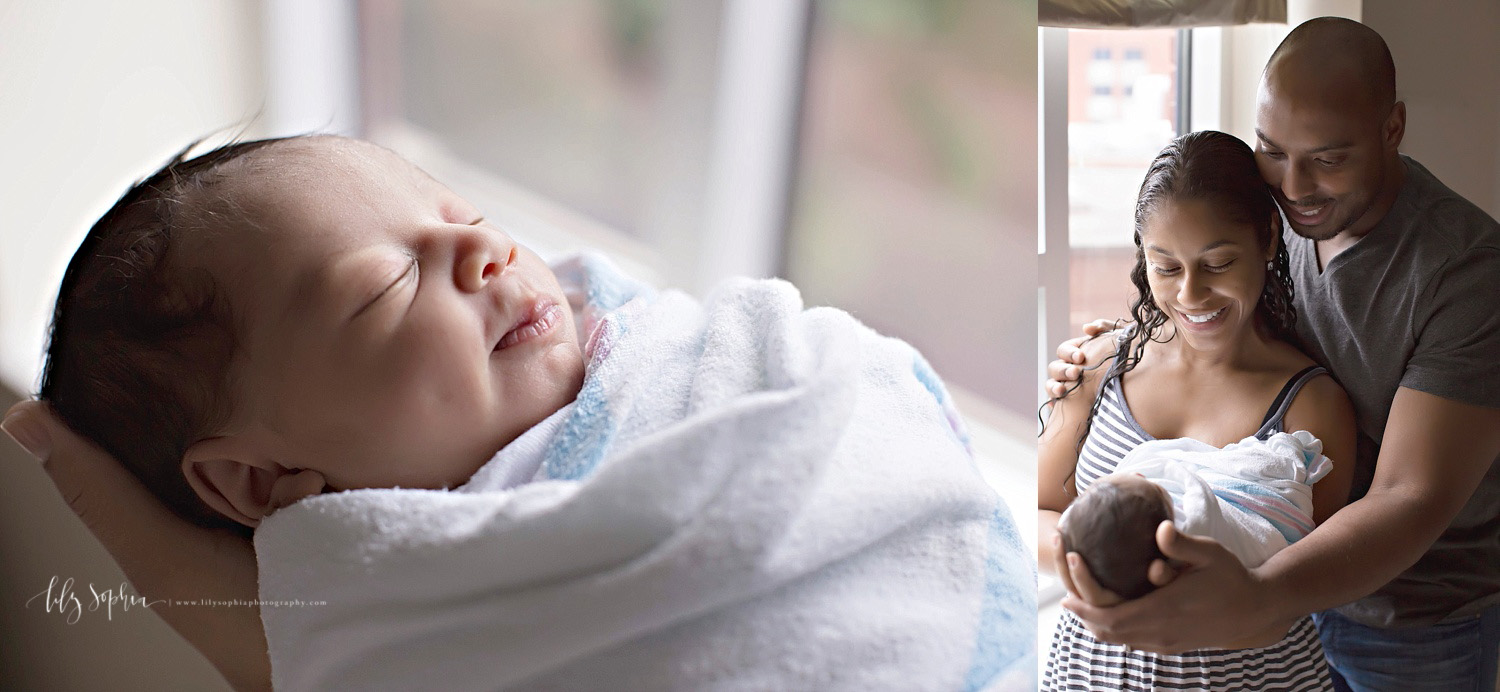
(1038, 131, 1357, 691)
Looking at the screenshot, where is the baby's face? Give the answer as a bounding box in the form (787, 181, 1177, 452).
(204, 139, 585, 491)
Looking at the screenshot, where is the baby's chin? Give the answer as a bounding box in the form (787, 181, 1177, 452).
(534, 340, 588, 409)
(417, 332, 586, 492)
(484, 363, 585, 458)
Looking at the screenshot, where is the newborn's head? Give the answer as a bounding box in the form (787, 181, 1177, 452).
(41, 135, 586, 531)
(1057, 472, 1172, 600)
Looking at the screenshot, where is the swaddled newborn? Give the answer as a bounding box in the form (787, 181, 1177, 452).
(41, 134, 1035, 691)
(1059, 430, 1332, 600)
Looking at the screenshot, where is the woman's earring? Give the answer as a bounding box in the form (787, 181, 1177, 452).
(1266, 261, 1274, 270)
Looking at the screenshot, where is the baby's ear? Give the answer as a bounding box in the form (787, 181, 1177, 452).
(182, 436, 327, 528)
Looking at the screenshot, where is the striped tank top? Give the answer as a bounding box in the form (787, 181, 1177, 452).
(1073, 364, 1330, 495)
(1043, 364, 1335, 692)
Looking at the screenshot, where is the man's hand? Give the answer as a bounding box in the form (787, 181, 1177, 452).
(1044, 319, 1126, 399)
(2, 401, 270, 692)
(1060, 521, 1292, 653)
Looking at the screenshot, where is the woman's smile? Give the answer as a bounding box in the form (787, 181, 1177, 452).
(1177, 305, 1230, 332)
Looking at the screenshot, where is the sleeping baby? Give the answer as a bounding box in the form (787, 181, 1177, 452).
(1057, 431, 1332, 601)
(43, 135, 588, 529)
(40, 135, 1035, 691)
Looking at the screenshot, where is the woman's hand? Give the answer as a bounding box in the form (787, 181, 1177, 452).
(2, 400, 271, 692)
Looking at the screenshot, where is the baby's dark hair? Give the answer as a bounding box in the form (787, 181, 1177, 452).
(38, 135, 308, 535)
(1057, 476, 1172, 600)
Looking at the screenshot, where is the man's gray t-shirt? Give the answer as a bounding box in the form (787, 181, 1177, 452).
(1287, 156, 1500, 628)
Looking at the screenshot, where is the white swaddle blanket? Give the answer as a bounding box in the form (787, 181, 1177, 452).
(1115, 431, 1332, 567)
(255, 255, 1035, 691)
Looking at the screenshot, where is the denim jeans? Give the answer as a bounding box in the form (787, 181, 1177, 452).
(1314, 605, 1500, 692)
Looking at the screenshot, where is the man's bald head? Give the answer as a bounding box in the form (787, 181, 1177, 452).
(1265, 17, 1397, 119)
(1253, 17, 1406, 243)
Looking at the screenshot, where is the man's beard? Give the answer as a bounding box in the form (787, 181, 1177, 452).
(1281, 172, 1383, 242)
(1283, 195, 1374, 241)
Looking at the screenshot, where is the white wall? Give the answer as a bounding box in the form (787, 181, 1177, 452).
(0, 0, 266, 394)
(1364, 0, 1500, 219)
(1217, 0, 1361, 147)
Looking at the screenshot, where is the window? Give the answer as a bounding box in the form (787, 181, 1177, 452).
(1064, 28, 1181, 332)
(784, 0, 1038, 420)
(360, 0, 724, 248)
(1086, 53, 1115, 89)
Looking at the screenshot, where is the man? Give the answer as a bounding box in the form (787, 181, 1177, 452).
(1047, 17, 1500, 691)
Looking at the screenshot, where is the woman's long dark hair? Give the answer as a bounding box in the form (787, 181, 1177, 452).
(1041, 131, 1296, 489)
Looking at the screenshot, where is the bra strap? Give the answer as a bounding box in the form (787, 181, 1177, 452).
(1254, 365, 1329, 439)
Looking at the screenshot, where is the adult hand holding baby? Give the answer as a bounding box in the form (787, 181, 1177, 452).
(1058, 519, 1294, 653)
(2, 400, 270, 692)
(1051, 532, 1128, 608)
(1049, 518, 1176, 611)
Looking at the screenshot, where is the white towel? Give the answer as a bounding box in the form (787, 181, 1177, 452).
(1115, 431, 1332, 567)
(254, 254, 1035, 691)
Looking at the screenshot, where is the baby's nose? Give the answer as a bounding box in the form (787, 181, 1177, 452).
(456, 235, 513, 292)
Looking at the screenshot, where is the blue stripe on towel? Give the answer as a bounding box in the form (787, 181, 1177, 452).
(540, 375, 615, 481)
(585, 254, 646, 312)
(963, 504, 1037, 691)
(1211, 477, 1314, 544)
(540, 318, 627, 482)
(912, 353, 971, 452)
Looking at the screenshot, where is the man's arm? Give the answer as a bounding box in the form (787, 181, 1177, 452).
(1063, 387, 1500, 652)
(1044, 320, 1124, 399)
(1258, 387, 1500, 616)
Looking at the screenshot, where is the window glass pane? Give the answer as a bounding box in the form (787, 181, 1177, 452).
(784, 0, 1037, 420)
(365, 0, 723, 238)
(1066, 28, 1179, 329)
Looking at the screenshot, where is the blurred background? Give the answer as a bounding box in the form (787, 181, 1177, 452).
(0, 1, 1037, 688)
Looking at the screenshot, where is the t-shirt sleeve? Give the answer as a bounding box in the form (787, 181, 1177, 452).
(1402, 245, 1500, 408)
